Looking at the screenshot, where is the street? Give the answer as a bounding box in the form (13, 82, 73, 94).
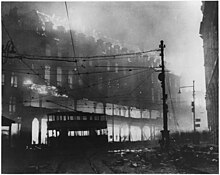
(2, 142, 218, 174)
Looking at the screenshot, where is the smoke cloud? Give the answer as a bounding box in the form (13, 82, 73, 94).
(2, 1, 205, 90)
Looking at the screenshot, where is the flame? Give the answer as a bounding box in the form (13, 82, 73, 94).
(24, 80, 68, 98)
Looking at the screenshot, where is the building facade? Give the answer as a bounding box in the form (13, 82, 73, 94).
(199, 1, 218, 144)
(2, 6, 180, 147)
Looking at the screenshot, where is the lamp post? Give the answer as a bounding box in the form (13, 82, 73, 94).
(178, 80, 196, 133)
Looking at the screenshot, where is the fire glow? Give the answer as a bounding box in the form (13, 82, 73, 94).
(23, 80, 68, 98)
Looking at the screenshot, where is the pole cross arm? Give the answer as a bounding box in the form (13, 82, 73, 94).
(179, 85, 193, 89)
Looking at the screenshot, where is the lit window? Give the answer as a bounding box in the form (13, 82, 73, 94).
(2, 73, 5, 85)
(9, 96, 16, 113)
(11, 72, 18, 87)
(57, 67, 62, 86)
(45, 66, 50, 85)
(68, 70, 73, 89)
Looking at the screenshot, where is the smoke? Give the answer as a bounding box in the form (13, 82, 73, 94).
(2, 1, 204, 90)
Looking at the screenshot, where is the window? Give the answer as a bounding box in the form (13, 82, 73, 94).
(83, 116, 87, 120)
(108, 79, 111, 88)
(151, 88, 154, 102)
(45, 44, 51, 56)
(94, 116, 99, 121)
(45, 66, 50, 85)
(115, 63, 118, 73)
(151, 74, 154, 83)
(2, 73, 5, 85)
(68, 70, 73, 89)
(123, 66, 127, 75)
(56, 116, 60, 121)
(9, 97, 16, 113)
(107, 61, 110, 71)
(98, 77, 103, 90)
(11, 72, 17, 87)
(57, 67, 62, 86)
(116, 80, 120, 89)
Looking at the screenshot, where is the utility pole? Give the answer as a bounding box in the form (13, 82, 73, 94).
(178, 80, 196, 135)
(158, 40, 169, 151)
(179, 80, 196, 143)
(192, 80, 196, 133)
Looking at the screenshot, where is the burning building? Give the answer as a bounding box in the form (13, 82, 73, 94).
(2, 5, 180, 148)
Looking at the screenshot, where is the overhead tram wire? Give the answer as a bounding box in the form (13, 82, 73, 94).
(2, 20, 78, 101)
(64, 2, 108, 100)
(12, 49, 160, 61)
(2, 66, 150, 93)
(98, 71, 154, 100)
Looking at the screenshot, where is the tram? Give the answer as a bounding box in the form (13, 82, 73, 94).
(46, 111, 108, 148)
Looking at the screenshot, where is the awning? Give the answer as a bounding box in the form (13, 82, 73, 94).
(2, 116, 15, 126)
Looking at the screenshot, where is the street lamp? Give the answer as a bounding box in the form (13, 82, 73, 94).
(178, 80, 196, 133)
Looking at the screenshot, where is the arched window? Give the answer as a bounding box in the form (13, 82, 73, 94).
(45, 65, 50, 85)
(68, 70, 73, 89)
(57, 67, 62, 86)
(32, 118, 39, 144)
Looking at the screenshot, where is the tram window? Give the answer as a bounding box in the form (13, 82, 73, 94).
(94, 116, 99, 120)
(100, 116, 106, 121)
(63, 116, 66, 121)
(48, 115, 51, 121)
(84, 131, 89, 136)
(77, 116, 81, 120)
(56, 116, 59, 121)
(66, 116, 69, 120)
(70, 116, 73, 120)
(57, 131, 60, 137)
(52, 115, 55, 121)
(83, 116, 87, 120)
(90, 116, 93, 120)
